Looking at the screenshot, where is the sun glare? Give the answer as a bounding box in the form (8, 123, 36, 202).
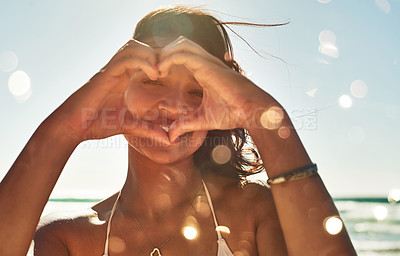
(182, 226, 198, 240)
(388, 189, 400, 204)
(8, 70, 32, 102)
(260, 106, 284, 130)
(350, 80, 368, 99)
(338, 95, 352, 108)
(0, 51, 18, 72)
(318, 30, 339, 58)
(324, 216, 343, 235)
(211, 145, 231, 164)
(373, 206, 388, 220)
(375, 0, 391, 14)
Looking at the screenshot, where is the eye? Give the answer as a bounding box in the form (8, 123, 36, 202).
(189, 89, 203, 98)
(142, 79, 163, 86)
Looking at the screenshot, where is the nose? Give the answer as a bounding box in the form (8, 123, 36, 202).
(157, 90, 192, 120)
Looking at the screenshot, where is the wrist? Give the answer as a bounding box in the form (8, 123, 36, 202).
(267, 163, 318, 185)
(37, 117, 82, 148)
(241, 97, 287, 131)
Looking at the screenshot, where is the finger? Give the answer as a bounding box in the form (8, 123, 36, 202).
(105, 57, 158, 80)
(119, 40, 157, 64)
(118, 39, 152, 51)
(158, 52, 220, 79)
(159, 36, 224, 67)
(168, 115, 203, 143)
(104, 39, 157, 70)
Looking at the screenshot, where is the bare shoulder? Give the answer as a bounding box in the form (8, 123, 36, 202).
(217, 181, 278, 229)
(36, 207, 99, 235)
(218, 180, 276, 219)
(241, 182, 276, 216)
(33, 193, 118, 255)
(241, 182, 288, 255)
(33, 208, 97, 255)
(240, 181, 282, 226)
(241, 181, 272, 197)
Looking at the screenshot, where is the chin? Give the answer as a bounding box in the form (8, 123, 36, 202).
(146, 152, 191, 165)
(135, 143, 197, 165)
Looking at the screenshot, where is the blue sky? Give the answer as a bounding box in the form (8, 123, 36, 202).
(1, 0, 399, 198)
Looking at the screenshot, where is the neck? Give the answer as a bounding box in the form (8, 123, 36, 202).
(119, 147, 203, 219)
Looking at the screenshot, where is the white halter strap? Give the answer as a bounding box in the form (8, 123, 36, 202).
(103, 191, 121, 256)
(202, 180, 223, 240)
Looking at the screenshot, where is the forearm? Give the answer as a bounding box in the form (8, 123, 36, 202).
(0, 119, 79, 256)
(246, 96, 356, 255)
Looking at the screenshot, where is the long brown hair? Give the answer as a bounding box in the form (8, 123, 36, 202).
(133, 6, 265, 182)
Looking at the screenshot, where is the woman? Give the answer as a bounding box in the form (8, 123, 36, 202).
(0, 6, 356, 256)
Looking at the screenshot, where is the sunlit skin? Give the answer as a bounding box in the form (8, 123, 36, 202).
(0, 37, 287, 256)
(124, 64, 207, 165)
(0, 10, 356, 256)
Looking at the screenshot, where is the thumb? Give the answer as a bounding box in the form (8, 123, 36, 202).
(120, 112, 171, 145)
(169, 115, 201, 143)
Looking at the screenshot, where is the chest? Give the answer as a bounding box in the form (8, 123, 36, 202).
(65, 208, 257, 256)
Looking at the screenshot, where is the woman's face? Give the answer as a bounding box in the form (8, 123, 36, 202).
(124, 43, 207, 164)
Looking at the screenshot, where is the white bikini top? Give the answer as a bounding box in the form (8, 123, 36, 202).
(102, 180, 234, 256)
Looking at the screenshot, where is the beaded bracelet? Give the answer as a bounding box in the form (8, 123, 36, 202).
(267, 163, 318, 185)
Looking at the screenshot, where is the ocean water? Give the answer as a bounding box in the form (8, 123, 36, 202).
(42, 198, 400, 255)
(335, 198, 400, 256)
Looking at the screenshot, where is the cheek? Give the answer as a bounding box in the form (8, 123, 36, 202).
(125, 80, 139, 108)
(125, 83, 151, 117)
(187, 97, 202, 112)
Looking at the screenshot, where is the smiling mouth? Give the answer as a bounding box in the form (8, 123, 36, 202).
(156, 124, 194, 143)
(159, 125, 170, 133)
